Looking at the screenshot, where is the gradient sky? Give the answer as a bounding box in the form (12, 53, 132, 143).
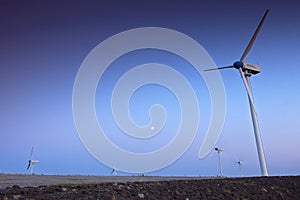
(0, 0, 299, 177)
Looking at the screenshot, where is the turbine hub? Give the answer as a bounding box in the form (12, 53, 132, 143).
(233, 61, 243, 69)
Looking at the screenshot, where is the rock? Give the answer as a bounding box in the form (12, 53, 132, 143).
(12, 185, 21, 190)
(138, 193, 145, 198)
(13, 195, 22, 200)
(117, 184, 124, 190)
(261, 187, 268, 193)
(71, 188, 77, 193)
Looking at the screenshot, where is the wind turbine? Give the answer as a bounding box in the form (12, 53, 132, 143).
(27, 147, 38, 175)
(205, 9, 269, 176)
(237, 160, 243, 177)
(215, 147, 223, 177)
(110, 164, 118, 176)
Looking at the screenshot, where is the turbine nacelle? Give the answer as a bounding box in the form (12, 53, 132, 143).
(234, 61, 261, 75)
(214, 147, 223, 153)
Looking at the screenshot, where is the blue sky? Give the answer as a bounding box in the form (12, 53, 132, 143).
(0, 0, 299, 177)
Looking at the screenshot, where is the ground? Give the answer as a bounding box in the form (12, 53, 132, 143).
(0, 175, 299, 199)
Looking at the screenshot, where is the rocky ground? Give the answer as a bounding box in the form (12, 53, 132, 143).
(0, 176, 299, 199)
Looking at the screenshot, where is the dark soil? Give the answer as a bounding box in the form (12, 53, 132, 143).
(1, 176, 299, 200)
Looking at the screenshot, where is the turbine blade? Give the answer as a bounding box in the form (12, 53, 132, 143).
(238, 68, 257, 115)
(30, 147, 33, 160)
(240, 9, 269, 62)
(27, 161, 31, 170)
(204, 66, 234, 71)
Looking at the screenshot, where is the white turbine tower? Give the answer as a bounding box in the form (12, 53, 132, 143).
(215, 147, 223, 177)
(206, 9, 269, 176)
(27, 147, 38, 175)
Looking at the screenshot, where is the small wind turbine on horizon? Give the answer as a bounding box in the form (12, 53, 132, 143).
(237, 160, 243, 177)
(27, 147, 38, 175)
(110, 164, 118, 176)
(215, 147, 223, 177)
(205, 9, 269, 176)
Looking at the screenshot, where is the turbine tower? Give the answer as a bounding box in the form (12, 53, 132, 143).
(237, 161, 243, 177)
(27, 147, 39, 175)
(206, 9, 269, 176)
(215, 147, 223, 177)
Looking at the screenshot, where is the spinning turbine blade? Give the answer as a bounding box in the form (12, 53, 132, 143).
(240, 9, 269, 62)
(238, 68, 257, 115)
(204, 66, 234, 71)
(30, 147, 33, 160)
(27, 161, 31, 170)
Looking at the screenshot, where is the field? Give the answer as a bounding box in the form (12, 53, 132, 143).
(0, 174, 299, 199)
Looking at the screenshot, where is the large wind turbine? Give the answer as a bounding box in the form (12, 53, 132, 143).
(205, 9, 269, 176)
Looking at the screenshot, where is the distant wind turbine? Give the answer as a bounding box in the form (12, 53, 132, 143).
(27, 147, 38, 175)
(215, 147, 223, 177)
(237, 161, 243, 177)
(110, 164, 117, 176)
(205, 9, 270, 176)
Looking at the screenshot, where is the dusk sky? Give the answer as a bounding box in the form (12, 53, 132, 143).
(1, 0, 299, 177)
